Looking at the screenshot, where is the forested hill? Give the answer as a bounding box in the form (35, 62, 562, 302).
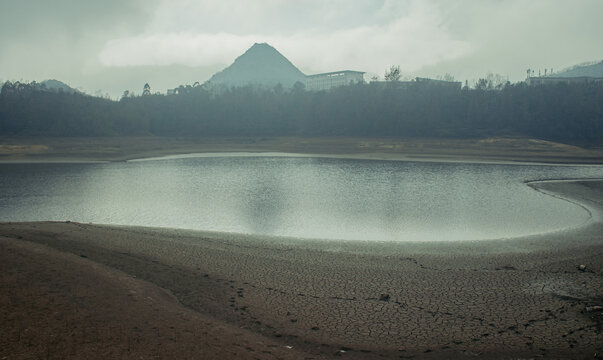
(39, 79, 78, 93)
(1, 80, 602, 146)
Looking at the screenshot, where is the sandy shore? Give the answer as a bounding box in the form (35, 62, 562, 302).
(1, 180, 603, 359)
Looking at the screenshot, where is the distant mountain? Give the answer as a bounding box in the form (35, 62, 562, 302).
(39, 79, 78, 93)
(554, 60, 603, 78)
(208, 43, 306, 88)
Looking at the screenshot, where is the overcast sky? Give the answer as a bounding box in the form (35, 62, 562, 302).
(1, 0, 602, 97)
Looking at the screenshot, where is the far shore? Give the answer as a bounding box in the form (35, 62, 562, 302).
(1, 136, 603, 164)
(1, 180, 602, 359)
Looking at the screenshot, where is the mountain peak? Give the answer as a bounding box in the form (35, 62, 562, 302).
(209, 43, 306, 88)
(250, 42, 272, 49)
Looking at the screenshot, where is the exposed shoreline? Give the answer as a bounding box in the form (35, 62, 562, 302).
(2, 136, 603, 164)
(127, 151, 603, 167)
(1, 180, 603, 359)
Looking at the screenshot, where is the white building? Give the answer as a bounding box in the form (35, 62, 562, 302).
(305, 70, 365, 91)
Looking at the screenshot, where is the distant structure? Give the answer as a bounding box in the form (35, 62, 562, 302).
(369, 77, 462, 90)
(526, 76, 603, 86)
(305, 71, 365, 91)
(525, 61, 603, 86)
(414, 77, 462, 90)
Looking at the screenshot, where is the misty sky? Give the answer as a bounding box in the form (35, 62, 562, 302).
(1, 0, 602, 97)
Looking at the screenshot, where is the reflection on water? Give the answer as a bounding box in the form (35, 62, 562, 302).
(236, 159, 288, 234)
(0, 156, 602, 241)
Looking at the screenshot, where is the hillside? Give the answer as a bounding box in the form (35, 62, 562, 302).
(39, 79, 78, 93)
(1, 78, 602, 146)
(554, 60, 603, 78)
(208, 43, 306, 88)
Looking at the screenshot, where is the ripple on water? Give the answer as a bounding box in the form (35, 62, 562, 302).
(0, 156, 601, 241)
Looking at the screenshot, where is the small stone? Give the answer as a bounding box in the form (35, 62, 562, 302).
(585, 305, 603, 312)
(379, 293, 390, 301)
(578, 264, 586, 272)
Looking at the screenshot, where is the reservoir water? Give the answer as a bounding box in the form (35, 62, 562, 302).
(1, 155, 602, 241)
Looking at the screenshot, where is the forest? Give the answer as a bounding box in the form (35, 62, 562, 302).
(1, 79, 602, 146)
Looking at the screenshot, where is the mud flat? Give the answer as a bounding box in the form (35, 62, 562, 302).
(1, 180, 603, 359)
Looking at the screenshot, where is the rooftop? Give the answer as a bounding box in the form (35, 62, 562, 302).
(306, 70, 365, 78)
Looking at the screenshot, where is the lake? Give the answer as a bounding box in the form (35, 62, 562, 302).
(1, 154, 602, 241)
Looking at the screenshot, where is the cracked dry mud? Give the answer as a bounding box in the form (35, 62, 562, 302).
(1, 180, 603, 359)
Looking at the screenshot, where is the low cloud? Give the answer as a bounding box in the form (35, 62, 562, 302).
(98, 1, 473, 75)
(99, 33, 256, 68)
(2, 0, 601, 95)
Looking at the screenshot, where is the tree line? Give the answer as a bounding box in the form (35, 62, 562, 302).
(1, 79, 602, 146)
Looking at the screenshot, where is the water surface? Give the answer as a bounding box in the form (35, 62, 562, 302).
(1, 155, 601, 241)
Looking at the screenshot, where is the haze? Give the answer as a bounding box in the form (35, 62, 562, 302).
(1, 0, 602, 97)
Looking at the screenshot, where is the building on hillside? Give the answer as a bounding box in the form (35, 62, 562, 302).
(305, 70, 365, 91)
(414, 77, 462, 90)
(369, 80, 413, 89)
(526, 76, 603, 86)
(369, 77, 461, 90)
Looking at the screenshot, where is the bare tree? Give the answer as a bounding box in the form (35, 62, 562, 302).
(443, 73, 455, 82)
(384, 65, 401, 82)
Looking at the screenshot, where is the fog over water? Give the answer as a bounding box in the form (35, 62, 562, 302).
(1, 156, 602, 242)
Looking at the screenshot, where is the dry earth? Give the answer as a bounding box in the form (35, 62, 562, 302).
(1, 180, 603, 359)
